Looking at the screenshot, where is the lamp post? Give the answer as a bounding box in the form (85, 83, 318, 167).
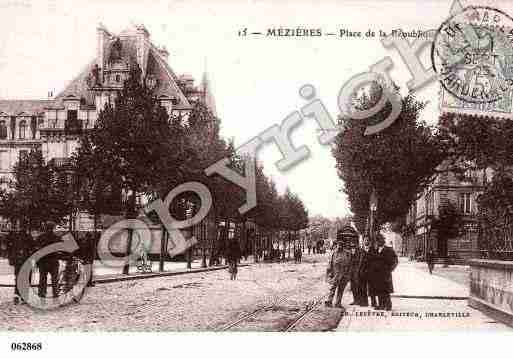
(369, 188, 378, 245)
(425, 215, 433, 263)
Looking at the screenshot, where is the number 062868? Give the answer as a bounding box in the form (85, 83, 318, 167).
(11, 342, 42, 351)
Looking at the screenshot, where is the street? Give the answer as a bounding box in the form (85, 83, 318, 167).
(0, 254, 510, 331)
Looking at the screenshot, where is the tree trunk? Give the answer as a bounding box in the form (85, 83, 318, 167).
(288, 231, 291, 260)
(159, 224, 166, 272)
(253, 226, 258, 263)
(186, 246, 192, 269)
(241, 220, 247, 261)
(201, 221, 207, 268)
(223, 218, 230, 265)
(209, 214, 218, 266)
(123, 191, 137, 275)
(90, 213, 98, 285)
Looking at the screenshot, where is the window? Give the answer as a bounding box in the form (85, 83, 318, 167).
(67, 110, 77, 122)
(459, 193, 472, 214)
(115, 74, 121, 83)
(18, 120, 27, 139)
(0, 121, 7, 139)
(66, 110, 80, 132)
(0, 151, 7, 170)
(426, 192, 433, 216)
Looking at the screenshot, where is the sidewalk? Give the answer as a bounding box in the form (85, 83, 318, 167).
(337, 259, 510, 331)
(0, 258, 251, 287)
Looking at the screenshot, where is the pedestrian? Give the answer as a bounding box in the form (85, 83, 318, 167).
(36, 221, 61, 299)
(356, 237, 373, 307)
(7, 230, 32, 305)
(295, 243, 302, 263)
(367, 240, 379, 308)
(82, 232, 96, 287)
(426, 248, 436, 275)
(324, 227, 355, 309)
(350, 238, 368, 306)
(226, 237, 241, 280)
(368, 234, 398, 311)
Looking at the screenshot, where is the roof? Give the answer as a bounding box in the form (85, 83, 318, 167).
(146, 45, 190, 109)
(54, 24, 191, 110)
(0, 100, 53, 116)
(53, 60, 97, 107)
(2, 24, 194, 114)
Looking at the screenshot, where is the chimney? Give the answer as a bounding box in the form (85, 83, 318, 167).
(97, 22, 109, 79)
(136, 24, 150, 77)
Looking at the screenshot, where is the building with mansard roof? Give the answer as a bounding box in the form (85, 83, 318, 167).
(0, 23, 216, 230)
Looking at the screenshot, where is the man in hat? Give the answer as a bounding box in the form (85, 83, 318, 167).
(325, 227, 354, 308)
(7, 230, 33, 304)
(37, 221, 61, 299)
(368, 233, 398, 311)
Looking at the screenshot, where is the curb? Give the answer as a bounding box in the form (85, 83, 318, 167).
(468, 296, 513, 328)
(391, 294, 468, 300)
(0, 264, 251, 287)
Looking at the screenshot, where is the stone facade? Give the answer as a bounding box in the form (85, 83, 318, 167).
(469, 259, 513, 328)
(0, 23, 216, 231)
(403, 164, 489, 260)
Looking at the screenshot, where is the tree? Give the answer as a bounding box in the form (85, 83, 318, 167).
(77, 63, 196, 274)
(332, 82, 447, 232)
(431, 201, 462, 258)
(0, 150, 71, 231)
(438, 113, 513, 259)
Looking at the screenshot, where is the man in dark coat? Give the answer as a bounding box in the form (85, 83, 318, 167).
(7, 231, 33, 304)
(225, 238, 241, 280)
(426, 248, 436, 275)
(351, 237, 373, 306)
(36, 222, 61, 299)
(81, 232, 96, 287)
(369, 234, 398, 311)
(349, 240, 362, 305)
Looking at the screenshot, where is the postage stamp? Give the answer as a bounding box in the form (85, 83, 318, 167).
(432, 6, 513, 105)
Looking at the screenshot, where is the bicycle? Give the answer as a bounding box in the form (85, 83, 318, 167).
(56, 254, 90, 304)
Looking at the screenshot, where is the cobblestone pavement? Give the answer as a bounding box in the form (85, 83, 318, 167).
(0, 254, 331, 331)
(2, 254, 509, 331)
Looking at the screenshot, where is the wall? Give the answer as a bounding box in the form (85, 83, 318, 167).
(468, 259, 513, 328)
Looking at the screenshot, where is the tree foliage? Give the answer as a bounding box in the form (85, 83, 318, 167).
(332, 83, 446, 227)
(0, 150, 72, 230)
(432, 201, 462, 243)
(76, 64, 196, 218)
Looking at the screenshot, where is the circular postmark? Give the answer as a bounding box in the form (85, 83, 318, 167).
(432, 6, 513, 104)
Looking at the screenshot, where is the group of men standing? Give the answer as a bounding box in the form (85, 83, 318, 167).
(4, 222, 95, 305)
(6, 222, 62, 304)
(325, 226, 398, 311)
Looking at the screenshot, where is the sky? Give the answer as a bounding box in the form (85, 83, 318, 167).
(1, 0, 511, 219)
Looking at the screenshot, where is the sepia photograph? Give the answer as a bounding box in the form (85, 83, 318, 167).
(0, 0, 512, 357)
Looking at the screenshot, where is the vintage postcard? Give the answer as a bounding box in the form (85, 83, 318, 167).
(0, 0, 512, 356)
